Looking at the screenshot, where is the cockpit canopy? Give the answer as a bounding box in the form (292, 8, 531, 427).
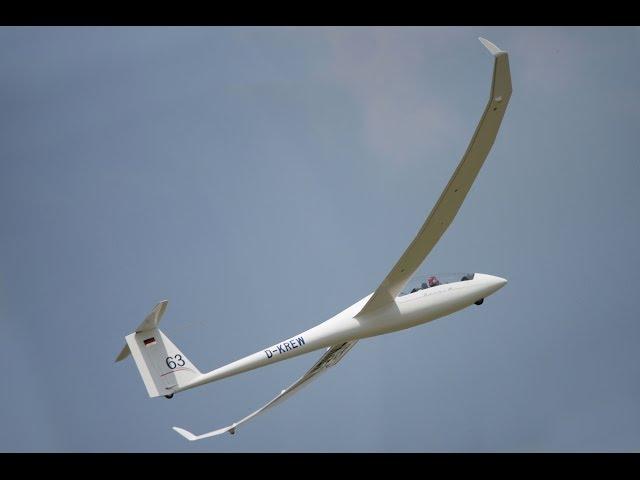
(399, 273, 475, 296)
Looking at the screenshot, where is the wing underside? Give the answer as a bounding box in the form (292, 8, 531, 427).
(173, 340, 358, 440)
(356, 37, 512, 317)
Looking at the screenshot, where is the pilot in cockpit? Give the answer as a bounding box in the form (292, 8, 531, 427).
(409, 276, 440, 294)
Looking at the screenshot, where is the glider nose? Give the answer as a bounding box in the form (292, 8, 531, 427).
(487, 275, 508, 294)
(474, 273, 508, 297)
(494, 276, 508, 288)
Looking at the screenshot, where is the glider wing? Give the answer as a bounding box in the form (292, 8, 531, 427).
(173, 340, 358, 440)
(356, 38, 512, 317)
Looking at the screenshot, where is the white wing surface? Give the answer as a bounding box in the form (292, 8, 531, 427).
(173, 340, 358, 440)
(356, 38, 512, 317)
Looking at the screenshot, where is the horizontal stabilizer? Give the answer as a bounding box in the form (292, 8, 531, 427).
(115, 344, 131, 362)
(135, 299, 168, 333)
(115, 300, 168, 363)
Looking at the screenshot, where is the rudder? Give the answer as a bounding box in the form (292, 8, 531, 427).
(125, 328, 201, 397)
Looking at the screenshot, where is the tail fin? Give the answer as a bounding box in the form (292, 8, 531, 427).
(115, 300, 201, 398)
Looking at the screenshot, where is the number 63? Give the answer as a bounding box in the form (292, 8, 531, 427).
(166, 354, 185, 369)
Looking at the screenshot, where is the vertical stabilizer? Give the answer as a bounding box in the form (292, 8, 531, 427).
(116, 301, 201, 398)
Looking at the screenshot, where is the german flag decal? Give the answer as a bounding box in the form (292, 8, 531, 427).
(143, 337, 157, 347)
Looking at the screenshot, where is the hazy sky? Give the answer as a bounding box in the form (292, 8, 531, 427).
(1, 26, 639, 452)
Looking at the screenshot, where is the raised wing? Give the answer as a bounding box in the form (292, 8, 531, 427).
(356, 37, 512, 317)
(172, 340, 358, 440)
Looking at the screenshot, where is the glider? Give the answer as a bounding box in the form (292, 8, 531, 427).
(116, 37, 512, 441)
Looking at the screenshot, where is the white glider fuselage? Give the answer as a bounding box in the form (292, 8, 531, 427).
(177, 273, 506, 393)
(117, 37, 513, 440)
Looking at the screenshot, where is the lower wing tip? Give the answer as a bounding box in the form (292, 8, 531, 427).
(478, 37, 504, 56)
(172, 426, 198, 441)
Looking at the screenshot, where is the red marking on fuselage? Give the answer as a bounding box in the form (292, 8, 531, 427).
(160, 367, 194, 377)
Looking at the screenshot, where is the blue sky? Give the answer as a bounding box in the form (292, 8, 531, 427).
(1, 26, 639, 452)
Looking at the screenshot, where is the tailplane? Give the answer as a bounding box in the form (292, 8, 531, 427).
(115, 300, 201, 398)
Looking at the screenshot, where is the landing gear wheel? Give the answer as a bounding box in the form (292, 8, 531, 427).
(474, 298, 484, 305)
(164, 394, 174, 399)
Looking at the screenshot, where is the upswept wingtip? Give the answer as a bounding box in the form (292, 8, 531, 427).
(172, 426, 197, 441)
(173, 424, 234, 441)
(478, 37, 505, 56)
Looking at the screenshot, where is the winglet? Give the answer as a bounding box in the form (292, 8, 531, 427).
(172, 427, 198, 441)
(172, 424, 235, 441)
(478, 37, 504, 56)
